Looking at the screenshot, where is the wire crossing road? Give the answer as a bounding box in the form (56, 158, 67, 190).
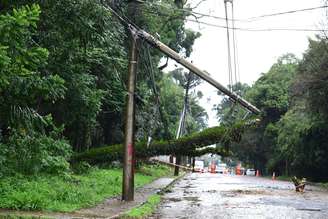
(151, 173, 328, 219)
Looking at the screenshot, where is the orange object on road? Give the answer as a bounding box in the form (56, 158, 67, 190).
(256, 170, 260, 177)
(236, 166, 241, 175)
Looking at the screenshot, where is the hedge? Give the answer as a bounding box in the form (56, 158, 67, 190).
(72, 122, 247, 165)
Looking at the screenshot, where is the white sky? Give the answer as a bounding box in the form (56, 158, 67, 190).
(172, 0, 326, 127)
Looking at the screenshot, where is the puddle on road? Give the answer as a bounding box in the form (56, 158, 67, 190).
(183, 196, 201, 202)
(232, 189, 267, 195)
(181, 185, 196, 189)
(221, 189, 268, 197)
(183, 190, 195, 194)
(166, 197, 182, 202)
(260, 196, 328, 211)
(165, 196, 201, 203)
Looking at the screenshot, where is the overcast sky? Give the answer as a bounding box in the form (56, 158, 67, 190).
(174, 0, 327, 127)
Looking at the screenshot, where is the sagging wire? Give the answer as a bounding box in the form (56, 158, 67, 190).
(224, 0, 233, 92)
(231, 0, 241, 85)
(142, 42, 172, 144)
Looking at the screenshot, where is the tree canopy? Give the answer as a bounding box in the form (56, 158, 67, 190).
(0, 1, 210, 176)
(2, 1, 328, 183)
(216, 46, 328, 181)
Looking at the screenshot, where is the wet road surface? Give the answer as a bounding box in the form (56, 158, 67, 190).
(151, 173, 328, 219)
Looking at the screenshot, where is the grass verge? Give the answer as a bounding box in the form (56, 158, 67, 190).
(0, 164, 171, 212)
(275, 175, 291, 181)
(123, 194, 161, 219)
(122, 169, 187, 219)
(318, 182, 328, 190)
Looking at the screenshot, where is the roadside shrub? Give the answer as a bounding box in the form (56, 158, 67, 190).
(71, 161, 92, 174)
(0, 133, 72, 175)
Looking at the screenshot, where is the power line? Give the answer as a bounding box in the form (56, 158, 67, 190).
(102, 2, 143, 33)
(143, 43, 172, 139)
(231, 0, 240, 84)
(244, 5, 328, 21)
(140, 1, 232, 21)
(224, 0, 233, 91)
(185, 18, 328, 32)
(141, 7, 328, 32)
(224, 0, 240, 121)
(141, 1, 328, 23)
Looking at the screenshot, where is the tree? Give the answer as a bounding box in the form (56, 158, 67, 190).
(0, 5, 71, 176)
(276, 37, 328, 181)
(216, 54, 299, 173)
(0, 4, 65, 138)
(0, 0, 206, 176)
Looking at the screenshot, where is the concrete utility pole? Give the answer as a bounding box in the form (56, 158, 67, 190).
(122, 1, 140, 202)
(175, 73, 192, 176)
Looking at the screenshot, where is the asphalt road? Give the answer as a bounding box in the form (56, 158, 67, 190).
(151, 173, 328, 219)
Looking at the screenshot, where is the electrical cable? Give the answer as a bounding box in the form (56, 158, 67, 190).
(140, 0, 232, 21)
(186, 18, 328, 32)
(223, 0, 243, 121)
(244, 5, 328, 21)
(185, 18, 328, 32)
(104, 3, 260, 118)
(141, 0, 328, 23)
(224, 0, 233, 91)
(102, 3, 190, 140)
(141, 6, 328, 32)
(231, 0, 240, 86)
(143, 43, 172, 140)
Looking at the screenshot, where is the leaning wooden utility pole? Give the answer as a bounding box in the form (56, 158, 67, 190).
(104, 3, 259, 116)
(103, 0, 260, 202)
(122, 1, 140, 202)
(137, 29, 260, 115)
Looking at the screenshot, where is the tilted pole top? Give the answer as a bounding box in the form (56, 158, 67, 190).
(103, 4, 260, 115)
(136, 28, 261, 115)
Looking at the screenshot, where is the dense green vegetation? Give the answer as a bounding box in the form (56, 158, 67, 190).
(0, 1, 211, 177)
(217, 49, 328, 181)
(0, 164, 171, 211)
(0, 1, 216, 212)
(2, 1, 328, 215)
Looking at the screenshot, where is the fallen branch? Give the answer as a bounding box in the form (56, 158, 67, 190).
(292, 176, 307, 192)
(72, 122, 249, 165)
